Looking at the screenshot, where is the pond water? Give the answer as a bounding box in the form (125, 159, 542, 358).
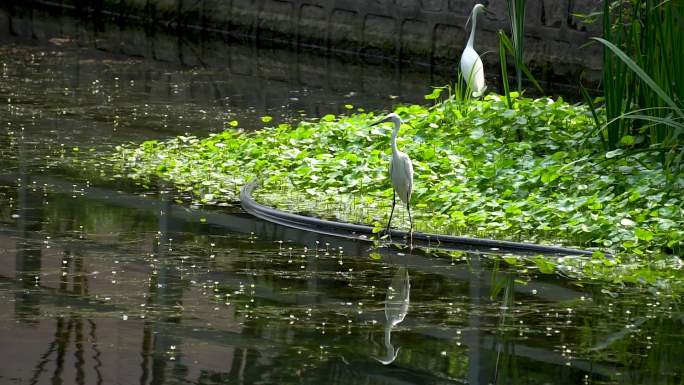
(1, 8, 683, 385)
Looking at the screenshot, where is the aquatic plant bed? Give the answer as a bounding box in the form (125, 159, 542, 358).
(104, 93, 683, 289)
(240, 179, 601, 256)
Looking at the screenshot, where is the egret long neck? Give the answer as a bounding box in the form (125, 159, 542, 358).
(390, 122, 400, 156)
(467, 11, 478, 48)
(384, 325, 392, 346)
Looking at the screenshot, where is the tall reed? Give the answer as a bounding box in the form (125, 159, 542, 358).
(502, 0, 542, 98)
(598, 0, 683, 166)
(600, 0, 629, 150)
(499, 31, 512, 109)
(506, 0, 526, 92)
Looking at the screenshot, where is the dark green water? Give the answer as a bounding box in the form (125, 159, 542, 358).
(1, 9, 683, 385)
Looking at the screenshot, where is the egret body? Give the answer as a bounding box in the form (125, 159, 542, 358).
(460, 3, 487, 97)
(371, 113, 414, 243)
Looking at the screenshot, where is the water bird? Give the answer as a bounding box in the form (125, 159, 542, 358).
(370, 113, 414, 244)
(375, 267, 410, 365)
(460, 3, 490, 97)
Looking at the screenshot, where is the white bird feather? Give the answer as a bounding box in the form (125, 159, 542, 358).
(371, 113, 415, 243)
(460, 3, 487, 97)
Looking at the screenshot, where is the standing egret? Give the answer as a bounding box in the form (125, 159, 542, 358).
(460, 3, 489, 97)
(371, 113, 414, 244)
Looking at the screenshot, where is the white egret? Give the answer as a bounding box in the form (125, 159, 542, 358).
(371, 113, 414, 244)
(460, 3, 489, 97)
(375, 267, 410, 365)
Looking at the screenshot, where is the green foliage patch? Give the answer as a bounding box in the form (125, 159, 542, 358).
(107, 93, 684, 289)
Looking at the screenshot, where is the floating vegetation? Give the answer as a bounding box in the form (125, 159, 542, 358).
(95, 92, 683, 289)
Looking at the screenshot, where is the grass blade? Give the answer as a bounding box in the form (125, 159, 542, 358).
(498, 31, 512, 109)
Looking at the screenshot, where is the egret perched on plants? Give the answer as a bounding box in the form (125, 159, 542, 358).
(371, 113, 414, 243)
(460, 3, 489, 97)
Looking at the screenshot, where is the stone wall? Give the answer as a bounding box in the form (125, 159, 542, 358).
(4, 0, 601, 85)
(7, 0, 604, 83)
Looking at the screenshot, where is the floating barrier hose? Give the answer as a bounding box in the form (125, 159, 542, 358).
(240, 180, 607, 257)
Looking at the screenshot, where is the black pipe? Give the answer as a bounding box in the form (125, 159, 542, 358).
(240, 180, 610, 257)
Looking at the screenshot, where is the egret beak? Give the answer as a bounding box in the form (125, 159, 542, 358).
(370, 116, 391, 126)
(483, 6, 494, 16)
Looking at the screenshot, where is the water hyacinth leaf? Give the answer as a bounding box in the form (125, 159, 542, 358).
(425, 87, 444, 100)
(469, 127, 485, 140)
(635, 228, 654, 242)
(534, 256, 555, 274)
(540, 171, 559, 184)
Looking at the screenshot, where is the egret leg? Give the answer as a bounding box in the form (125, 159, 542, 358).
(386, 190, 396, 241)
(407, 200, 413, 249)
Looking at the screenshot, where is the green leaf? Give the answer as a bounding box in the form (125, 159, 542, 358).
(541, 171, 559, 184)
(592, 251, 605, 259)
(469, 127, 484, 140)
(534, 256, 555, 274)
(425, 87, 444, 100)
(635, 228, 654, 241)
(620, 135, 635, 146)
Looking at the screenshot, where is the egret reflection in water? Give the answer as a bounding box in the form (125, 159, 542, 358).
(375, 266, 410, 365)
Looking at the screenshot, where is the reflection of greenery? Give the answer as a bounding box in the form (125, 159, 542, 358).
(41, 193, 158, 240)
(6, 198, 684, 384)
(489, 270, 518, 385)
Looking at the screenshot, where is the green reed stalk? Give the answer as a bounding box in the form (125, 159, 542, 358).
(601, 0, 629, 150)
(498, 31, 512, 109)
(599, 0, 683, 168)
(506, 0, 526, 92)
